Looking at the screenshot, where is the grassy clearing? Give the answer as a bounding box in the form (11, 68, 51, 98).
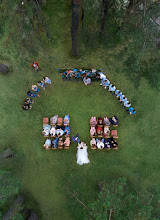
(0, 0, 160, 219)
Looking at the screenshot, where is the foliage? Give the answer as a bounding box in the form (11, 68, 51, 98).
(12, 212, 25, 220)
(0, 170, 20, 207)
(88, 178, 160, 220)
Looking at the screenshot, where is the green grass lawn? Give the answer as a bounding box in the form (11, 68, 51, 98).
(0, 1, 160, 219)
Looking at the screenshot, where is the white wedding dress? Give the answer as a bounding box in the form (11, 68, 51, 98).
(76, 143, 90, 165)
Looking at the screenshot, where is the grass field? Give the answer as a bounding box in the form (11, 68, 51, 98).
(0, 1, 160, 220)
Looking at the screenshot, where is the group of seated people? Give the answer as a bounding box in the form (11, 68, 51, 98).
(90, 137, 118, 150)
(43, 115, 71, 150)
(58, 68, 106, 82)
(22, 76, 51, 110)
(90, 116, 119, 137)
(100, 77, 136, 114)
(43, 136, 71, 150)
(90, 116, 119, 150)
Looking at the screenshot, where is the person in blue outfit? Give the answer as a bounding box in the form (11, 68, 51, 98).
(119, 94, 127, 102)
(123, 100, 131, 108)
(27, 91, 39, 98)
(104, 138, 112, 150)
(108, 84, 116, 93)
(63, 115, 70, 126)
(32, 85, 40, 93)
(126, 107, 136, 114)
(100, 78, 110, 89)
(64, 126, 70, 135)
(114, 89, 120, 96)
(72, 133, 80, 143)
(116, 91, 122, 99)
(24, 98, 34, 104)
(109, 116, 119, 125)
(38, 81, 45, 90)
(52, 138, 59, 149)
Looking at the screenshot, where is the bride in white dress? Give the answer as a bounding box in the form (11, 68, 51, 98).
(76, 142, 90, 165)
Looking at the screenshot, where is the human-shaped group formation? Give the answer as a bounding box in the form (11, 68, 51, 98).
(42, 115, 71, 150)
(58, 68, 136, 114)
(22, 77, 51, 110)
(90, 116, 119, 150)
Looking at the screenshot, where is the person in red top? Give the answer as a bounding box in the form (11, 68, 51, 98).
(31, 62, 41, 71)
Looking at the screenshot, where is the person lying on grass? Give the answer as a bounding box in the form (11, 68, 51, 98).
(27, 91, 40, 97)
(43, 76, 51, 84)
(24, 98, 34, 104)
(37, 81, 45, 90)
(22, 104, 32, 110)
(32, 85, 40, 93)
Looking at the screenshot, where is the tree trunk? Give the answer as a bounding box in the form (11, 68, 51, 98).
(0, 64, 10, 74)
(0, 148, 14, 162)
(71, 0, 82, 56)
(2, 195, 25, 220)
(100, 0, 109, 38)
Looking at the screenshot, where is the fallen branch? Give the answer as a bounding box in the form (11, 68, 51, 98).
(67, 189, 89, 211)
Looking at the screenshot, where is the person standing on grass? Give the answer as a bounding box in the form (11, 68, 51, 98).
(27, 91, 40, 98)
(126, 107, 136, 114)
(32, 85, 41, 93)
(37, 81, 45, 90)
(72, 133, 80, 143)
(31, 62, 41, 71)
(108, 84, 116, 93)
(43, 76, 51, 84)
(83, 76, 91, 85)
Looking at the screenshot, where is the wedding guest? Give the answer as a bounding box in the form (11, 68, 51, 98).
(22, 104, 32, 110)
(32, 85, 40, 93)
(96, 138, 105, 149)
(27, 91, 40, 97)
(43, 139, 51, 150)
(83, 76, 91, 85)
(37, 81, 45, 90)
(43, 76, 51, 84)
(109, 116, 119, 125)
(24, 98, 34, 104)
(52, 138, 59, 149)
